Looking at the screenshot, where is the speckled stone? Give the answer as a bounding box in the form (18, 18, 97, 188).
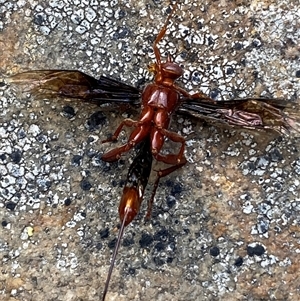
(0, 1, 299, 301)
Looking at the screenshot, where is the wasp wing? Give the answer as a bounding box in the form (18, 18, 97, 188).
(7, 70, 141, 106)
(178, 97, 300, 136)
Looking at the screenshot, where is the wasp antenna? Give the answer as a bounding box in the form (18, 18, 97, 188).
(153, 1, 179, 66)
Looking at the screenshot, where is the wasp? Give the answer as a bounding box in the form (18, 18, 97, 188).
(5, 2, 299, 300)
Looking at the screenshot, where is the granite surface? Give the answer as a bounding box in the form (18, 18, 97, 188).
(0, 1, 299, 301)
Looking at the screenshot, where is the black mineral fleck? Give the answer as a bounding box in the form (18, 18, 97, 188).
(99, 228, 109, 239)
(210, 246, 220, 257)
(87, 111, 106, 131)
(139, 233, 154, 248)
(80, 179, 92, 190)
(247, 244, 265, 257)
(62, 105, 76, 118)
(108, 238, 117, 249)
(6, 202, 17, 211)
(234, 256, 243, 267)
(64, 198, 72, 206)
(10, 150, 22, 163)
(72, 155, 83, 166)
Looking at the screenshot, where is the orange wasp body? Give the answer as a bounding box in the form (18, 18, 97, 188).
(5, 2, 299, 300)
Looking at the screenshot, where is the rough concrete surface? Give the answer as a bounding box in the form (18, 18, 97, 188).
(0, 1, 299, 301)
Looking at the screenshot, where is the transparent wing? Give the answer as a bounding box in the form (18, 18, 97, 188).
(178, 97, 300, 136)
(7, 70, 141, 106)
